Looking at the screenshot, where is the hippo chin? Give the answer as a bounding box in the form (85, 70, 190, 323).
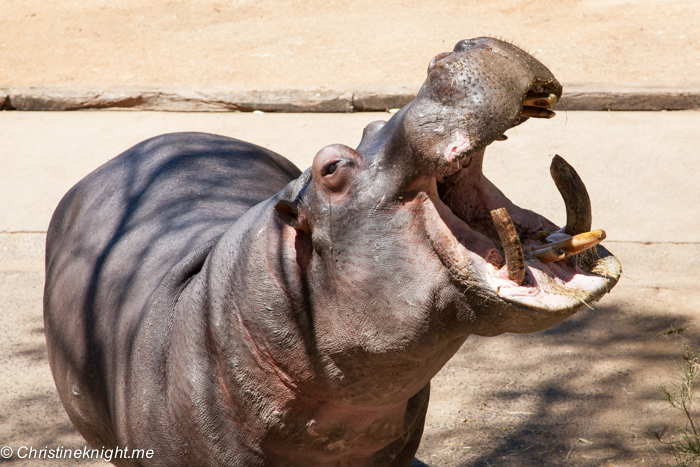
(44, 37, 621, 466)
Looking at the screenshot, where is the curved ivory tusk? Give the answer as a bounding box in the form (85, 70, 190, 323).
(521, 107, 556, 119)
(550, 155, 592, 236)
(526, 230, 606, 263)
(490, 208, 526, 285)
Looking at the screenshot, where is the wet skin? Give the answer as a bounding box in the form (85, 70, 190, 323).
(44, 38, 621, 466)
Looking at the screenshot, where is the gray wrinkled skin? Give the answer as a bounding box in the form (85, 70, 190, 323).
(44, 38, 619, 466)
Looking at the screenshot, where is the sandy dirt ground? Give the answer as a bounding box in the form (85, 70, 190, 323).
(2, 109, 700, 466)
(1, 0, 700, 88)
(2, 1, 700, 466)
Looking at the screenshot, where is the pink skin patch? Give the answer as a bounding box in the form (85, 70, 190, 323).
(443, 132, 471, 163)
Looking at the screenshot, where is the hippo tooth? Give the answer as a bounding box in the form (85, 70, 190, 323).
(526, 230, 606, 263)
(523, 92, 558, 108)
(521, 106, 556, 119)
(550, 154, 592, 236)
(490, 208, 526, 285)
(562, 229, 606, 252)
(530, 245, 567, 263)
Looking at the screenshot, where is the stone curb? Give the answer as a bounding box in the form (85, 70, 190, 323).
(556, 83, 700, 111)
(1, 84, 700, 112)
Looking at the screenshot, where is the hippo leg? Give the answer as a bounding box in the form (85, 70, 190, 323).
(383, 384, 430, 467)
(390, 421, 426, 467)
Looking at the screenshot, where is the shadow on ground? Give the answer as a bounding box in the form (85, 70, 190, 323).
(3, 237, 697, 467)
(0, 268, 101, 466)
(2, 263, 695, 467)
(416, 284, 695, 466)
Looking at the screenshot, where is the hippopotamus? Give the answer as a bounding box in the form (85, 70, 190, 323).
(44, 37, 621, 466)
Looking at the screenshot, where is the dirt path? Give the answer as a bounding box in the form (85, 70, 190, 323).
(2, 2, 700, 465)
(3, 110, 700, 465)
(2, 0, 699, 88)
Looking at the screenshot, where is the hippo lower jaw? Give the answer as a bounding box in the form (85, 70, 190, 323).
(426, 138, 621, 317)
(489, 248, 621, 312)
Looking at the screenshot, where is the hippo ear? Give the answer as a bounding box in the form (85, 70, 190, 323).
(274, 199, 309, 232)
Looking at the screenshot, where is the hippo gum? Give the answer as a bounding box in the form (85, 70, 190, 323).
(44, 38, 621, 466)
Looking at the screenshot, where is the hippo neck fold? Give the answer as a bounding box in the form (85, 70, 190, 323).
(192, 191, 470, 409)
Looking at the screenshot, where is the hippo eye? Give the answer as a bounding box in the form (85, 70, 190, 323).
(318, 158, 356, 192)
(321, 160, 340, 176)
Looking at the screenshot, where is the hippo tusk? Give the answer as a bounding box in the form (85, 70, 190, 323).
(550, 155, 592, 236)
(527, 230, 606, 263)
(490, 208, 526, 285)
(523, 93, 558, 108)
(530, 245, 567, 263)
(559, 229, 606, 252)
(521, 107, 556, 119)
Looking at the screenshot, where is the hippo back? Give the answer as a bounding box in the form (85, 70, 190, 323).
(43, 132, 301, 449)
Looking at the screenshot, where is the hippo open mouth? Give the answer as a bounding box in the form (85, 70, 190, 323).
(425, 84, 621, 314)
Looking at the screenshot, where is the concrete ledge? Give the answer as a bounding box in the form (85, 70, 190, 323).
(0, 90, 9, 110)
(556, 83, 700, 111)
(0, 86, 356, 112)
(352, 85, 419, 111)
(1, 83, 700, 112)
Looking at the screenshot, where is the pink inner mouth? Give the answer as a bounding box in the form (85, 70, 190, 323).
(426, 148, 619, 311)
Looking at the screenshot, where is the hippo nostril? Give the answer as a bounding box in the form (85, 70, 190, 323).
(428, 52, 453, 73)
(453, 37, 493, 53)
